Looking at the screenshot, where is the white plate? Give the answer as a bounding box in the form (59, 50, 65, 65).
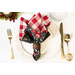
(14, 13, 61, 62)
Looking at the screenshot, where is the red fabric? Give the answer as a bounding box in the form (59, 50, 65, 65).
(20, 25, 23, 29)
(32, 30, 36, 34)
(35, 33, 41, 38)
(32, 18, 37, 24)
(19, 13, 51, 40)
(34, 51, 36, 56)
(28, 13, 42, 32)
(28, 13, 51, 33)
(30, 33, 32, 36)
(21, 17, 24, 21)
(43, 16, 48, 20)
(19, 17, 28, 40)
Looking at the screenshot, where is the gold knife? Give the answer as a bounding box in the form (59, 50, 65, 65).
(59, 22, 65, 59)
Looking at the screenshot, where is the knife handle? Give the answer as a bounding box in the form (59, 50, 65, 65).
(61, 53, 64, 59)
(61, 41, 65, 59)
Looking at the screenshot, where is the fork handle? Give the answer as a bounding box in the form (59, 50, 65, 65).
(10, 39, 14, 59)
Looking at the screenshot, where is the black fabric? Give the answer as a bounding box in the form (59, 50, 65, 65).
(21, 25, 50, 61)
(22, 31, 34, 43)
(22, 26, 50, 44)
(33, 49, 40, 61)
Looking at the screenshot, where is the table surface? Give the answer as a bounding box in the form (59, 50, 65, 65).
(0, 12, 75, 63)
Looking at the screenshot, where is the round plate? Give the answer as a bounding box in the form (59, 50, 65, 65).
(15, 13, 61, 62)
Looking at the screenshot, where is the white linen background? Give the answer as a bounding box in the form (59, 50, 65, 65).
(0, 12, 75, 63)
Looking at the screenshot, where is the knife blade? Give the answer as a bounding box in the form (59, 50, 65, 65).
(59, 22, 64, 59)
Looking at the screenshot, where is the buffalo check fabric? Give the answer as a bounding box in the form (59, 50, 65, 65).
(19, 13, 51, 40)
(28, 13, 42, 32)
(28, 12, 51, 33)
(19, 13, 51, 61)
(19, 17, 29, 40)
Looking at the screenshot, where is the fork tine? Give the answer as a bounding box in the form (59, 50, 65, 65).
(7, 29, 12, 36)
(7, 29, 12, 39)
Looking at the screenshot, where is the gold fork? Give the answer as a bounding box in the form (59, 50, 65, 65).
(7, 29, 14, 59)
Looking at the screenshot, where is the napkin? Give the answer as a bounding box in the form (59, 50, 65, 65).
(19, 12, 51, 61)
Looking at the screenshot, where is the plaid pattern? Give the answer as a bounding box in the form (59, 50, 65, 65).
(28, 12, 51, 33)
(19, 13, 51, 40)
(41, 15, 51, 32)
(28, 13, 42, 32)
(19, 17, 28, 40)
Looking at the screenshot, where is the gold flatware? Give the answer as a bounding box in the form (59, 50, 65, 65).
(59, 22, 65, 59)
(64, 34, 73, 61)
(7, 29, 14, 59)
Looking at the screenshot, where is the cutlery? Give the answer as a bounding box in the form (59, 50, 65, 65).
(59, 23, 65, 59)
(7, 29, 14, 59)
(64, 34, 73, 61)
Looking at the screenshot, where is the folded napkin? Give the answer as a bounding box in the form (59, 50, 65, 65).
(19, 12, 51, 61)
(28, 13, 51, 33)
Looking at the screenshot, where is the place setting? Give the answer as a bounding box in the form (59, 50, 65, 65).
(0, 12, 73, 62)
(59, 22, 73, 61)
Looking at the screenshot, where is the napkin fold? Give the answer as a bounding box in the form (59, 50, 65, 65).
(19, 12, 51, 61)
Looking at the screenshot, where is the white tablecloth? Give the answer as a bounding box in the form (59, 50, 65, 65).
(0, 12, 75, 63)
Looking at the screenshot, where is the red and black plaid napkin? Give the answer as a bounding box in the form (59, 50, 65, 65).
(19, 12, 51, 61)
